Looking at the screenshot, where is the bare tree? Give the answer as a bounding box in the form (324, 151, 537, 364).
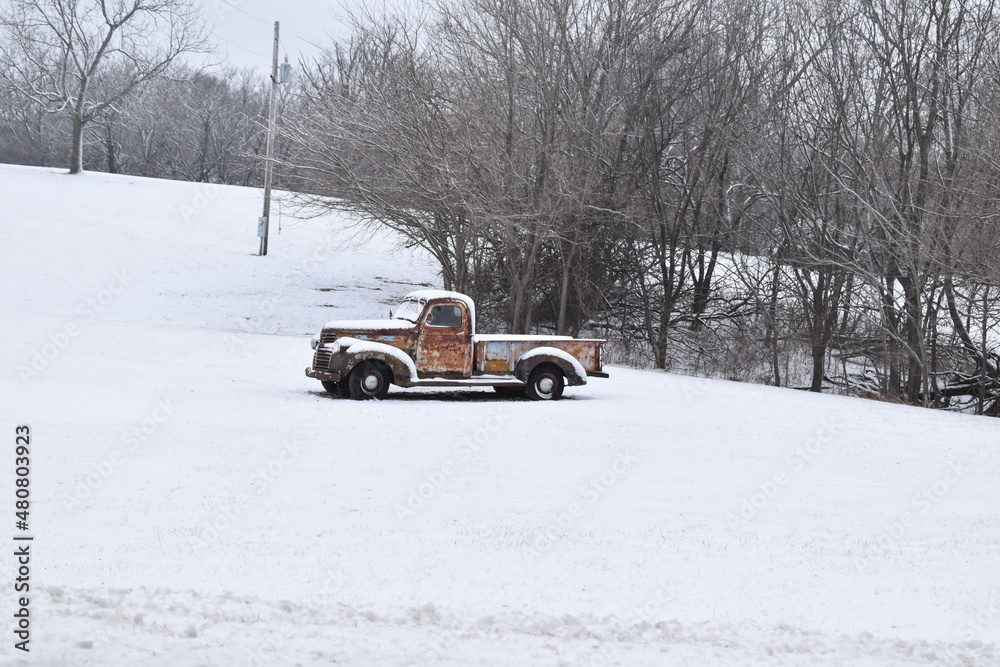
(835, 0, 1000, 403)
(0, 0, 207, 174)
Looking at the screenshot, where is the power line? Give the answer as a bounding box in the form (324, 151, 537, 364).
(272, 29, 326, 57)
(287, 32, 328, 54)
(225, 3, 272, 27)
(216, 2, 329, 57)
(209, 30, 271, 61)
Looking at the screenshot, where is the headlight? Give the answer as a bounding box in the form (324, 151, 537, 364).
(310, 334, 320, 350)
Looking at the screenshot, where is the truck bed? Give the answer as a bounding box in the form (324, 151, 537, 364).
(472, 335, 604, 375)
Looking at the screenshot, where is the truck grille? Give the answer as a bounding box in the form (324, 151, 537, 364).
(312, 347, 334, 371)
(320, 331, 339, 345)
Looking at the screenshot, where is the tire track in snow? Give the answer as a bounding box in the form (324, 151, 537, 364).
(10, 586, 996, 666)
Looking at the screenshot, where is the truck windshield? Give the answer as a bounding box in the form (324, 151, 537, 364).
(394, 297, 424, 323)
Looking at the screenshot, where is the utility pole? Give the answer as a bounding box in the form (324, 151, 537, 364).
(258, 21, 280, 256)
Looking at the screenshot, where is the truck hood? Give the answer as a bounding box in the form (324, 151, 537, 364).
(322, 319, 416, 334)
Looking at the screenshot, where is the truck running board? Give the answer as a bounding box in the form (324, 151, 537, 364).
(395, 376, 525, 388)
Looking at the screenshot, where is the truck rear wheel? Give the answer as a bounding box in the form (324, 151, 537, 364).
(348, 361, 391, 400)
(526, 364, 564, 401)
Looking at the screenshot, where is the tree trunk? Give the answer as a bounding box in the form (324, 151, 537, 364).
(881, 277, 901, 399)
(105, 125, 117, 174)
(556, 239, 578, 336)
(901, 277, 924, 403)
(887, 335, 901, 399)
(810, 343, 825, 393)
(653, 331, 667, 369)
(768, 264, 782, 387)
(690, 241, 720, 330)
(69, 115, 85, 174)
(982, 287, 990, 416)
(557, 258, 571, 335)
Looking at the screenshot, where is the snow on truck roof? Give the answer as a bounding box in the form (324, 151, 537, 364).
(404, 289, 473, 305)
(404, 290, 476, 330)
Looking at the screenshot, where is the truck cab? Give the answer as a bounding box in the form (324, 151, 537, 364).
(413, 298, 474, 377)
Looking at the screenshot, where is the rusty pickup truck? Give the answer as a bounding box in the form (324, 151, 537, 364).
(306, 290, 607, 400)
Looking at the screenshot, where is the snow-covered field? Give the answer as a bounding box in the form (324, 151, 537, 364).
(1, 164, 998, 666)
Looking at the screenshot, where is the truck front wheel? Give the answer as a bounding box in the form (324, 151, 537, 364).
(348, 361, 391, 400)
(321, 381, 349, 397)
(526, 364, 564, 401)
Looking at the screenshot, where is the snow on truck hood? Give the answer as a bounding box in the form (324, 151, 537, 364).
(322, 319, 416, 331)
(325, 336, 418, 379)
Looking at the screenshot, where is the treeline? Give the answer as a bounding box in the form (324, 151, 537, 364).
(0, 65, 275, 185)
(286, 0, 1000, 414)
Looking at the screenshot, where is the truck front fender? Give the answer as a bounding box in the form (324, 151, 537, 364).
(326, 337, 418, 383)
(514, 347, 588, 386)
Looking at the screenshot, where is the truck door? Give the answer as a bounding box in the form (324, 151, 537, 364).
(415, 302, 473, 377)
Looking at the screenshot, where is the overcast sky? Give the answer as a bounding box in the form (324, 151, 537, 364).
(204, 0, 357, 72)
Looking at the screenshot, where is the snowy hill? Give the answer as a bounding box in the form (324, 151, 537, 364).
(1, 164, 998, 666)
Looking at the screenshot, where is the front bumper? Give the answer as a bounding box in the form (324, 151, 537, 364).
(305, 366, 342, 382)
(307, 343, 342, 382)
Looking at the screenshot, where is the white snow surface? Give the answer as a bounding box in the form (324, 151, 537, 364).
(2, 165, 1000, 666)
(518, 346, 589, 383)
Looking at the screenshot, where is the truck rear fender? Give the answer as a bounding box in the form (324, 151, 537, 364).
(514, 347, 588, 386)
